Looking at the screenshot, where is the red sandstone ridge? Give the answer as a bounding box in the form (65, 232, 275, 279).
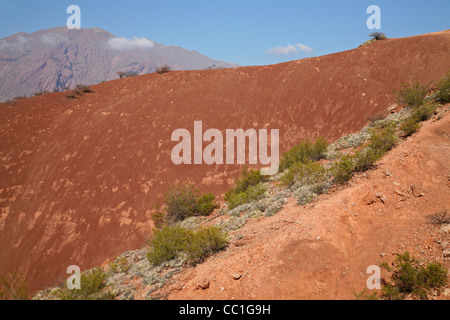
(0, 30, 449, 294)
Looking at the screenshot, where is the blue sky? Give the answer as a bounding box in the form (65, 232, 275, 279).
(0, 0, 449, 66)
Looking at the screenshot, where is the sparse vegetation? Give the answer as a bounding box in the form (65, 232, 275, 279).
(0, 272, 29, 300)
(400, 116, 421, 137)
(331, 154, 355, 184)
(435, 71, 450, 103)
(117, 71, 138, 79)
(164, 182, 218, 224)
(279, 137, 328, 172)
(380, 252, 448, 300)
(156, 65, 171, 74)
(427, 211, 450, 225)
(395, 81, 428, 108)
(369, 32, 386, 41)
(226, 183, 267, 210)
(33, 90, 50, 96)
(109, 257, 130, 274)
(224, 167, 268, 210)
(281, 160, 327, 189)
(65, 84, 94, 99)
(53, 268, 115, 300)
(147, 225, 228, 266)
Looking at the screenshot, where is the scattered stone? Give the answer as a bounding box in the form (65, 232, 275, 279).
(443, 249, 450, 258)
(440, 242, 449, 250)
(196, 279, 210, 290)
(231, 273, 242, 280)
(363, 193, 375, 205)
(381, 252, 386, 257)
(380, 195, 387, 204)
(440, 224, 450, 234)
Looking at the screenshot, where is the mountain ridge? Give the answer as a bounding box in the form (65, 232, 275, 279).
(0, 26, 239, 101)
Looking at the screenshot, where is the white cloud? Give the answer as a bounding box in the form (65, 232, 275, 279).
(108, 36, 155, 51)
(40, 34, 69, 46)
(266, 43, 313, 55)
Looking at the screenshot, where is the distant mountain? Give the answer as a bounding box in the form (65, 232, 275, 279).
(0, 27, 239, 101)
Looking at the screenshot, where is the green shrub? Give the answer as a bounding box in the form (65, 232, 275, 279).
(331, 154, 355, 184)
(354, 147, 380, 172)
(435, 71, 450, 103)
(394, 81, 427, 108)
(226, 167, 267, 197)
(117, 71, 138, 79)
(281, 160, 328, 192)
(367, 123, 398, 154)
(226, 183, 267, 210)
(54, 268, 115, 300)
(196, 194, 219, 216)
(109, 257, 130, 274)
(380, 252, 448, 300)
(33, 90, 50, 96)
(164, 182, 218, 223)
(369, 32, 386, 40)
(147, 226, 227, 265)
(156, 65, 171, 74)
(400, 117, 421, 137)
(411, 104, 436, 122)
(224, 167, 268, 209)
(0, 273, 28, 300)
(279, 137, 328, 172)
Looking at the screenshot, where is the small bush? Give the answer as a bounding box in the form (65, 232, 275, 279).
(117, 71, 138, 79)
(435, 71, 450, 103)
(331, 154, 355, 184)
(380, 252, 448, 300)
(65, 94, 78, 99)
(427, 211, 450, 225)
(367, 122, 398, 154)
(66, 85, 93, 99)
(279, 137, 328, 172)
(411, 104, 436, 122)
(33, 90, 50, 96)
(400, 117, 421, 137)
(196, 194, 219, 216)
(282, 160, 327, 189)
(73, 84, 93, 95)
(369, 32, 386, 40)
(54, 268, 115, 300)
(354, 147, 380, 172)
(109, 257, 130, 274)
(226, 183, 267, 210)
(224, 167, 268, 210)
(395, 81, 427, 108)
(165, 183, 218, 223)
(156, 65, 171, 74)
(0, 273, 28, 300)
(226, 167, 267, 197)
(147, 226, 227, 265)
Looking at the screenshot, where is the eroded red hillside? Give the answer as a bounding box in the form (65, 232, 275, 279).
(0, 30, 449, 294)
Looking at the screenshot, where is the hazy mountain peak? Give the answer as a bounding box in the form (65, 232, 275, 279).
(0, 26, 239, 101)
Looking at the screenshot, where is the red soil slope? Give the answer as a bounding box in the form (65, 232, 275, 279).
(1, 30, 449, 294)
(160, 108, 450, 300)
